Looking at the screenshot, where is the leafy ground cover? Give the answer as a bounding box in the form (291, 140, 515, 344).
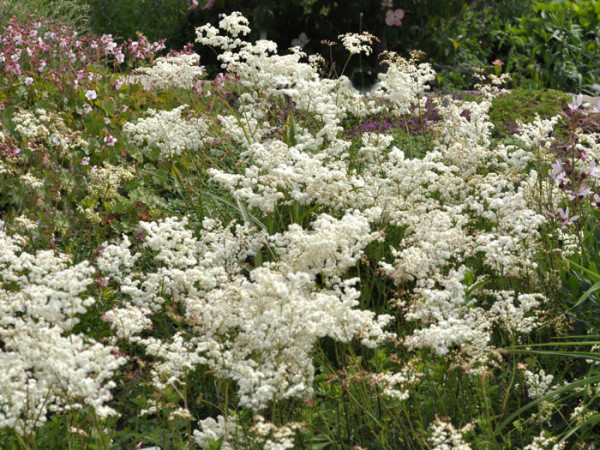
(2, 12, 600, 449)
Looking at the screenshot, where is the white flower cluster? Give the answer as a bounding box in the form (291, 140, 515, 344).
(11, 108, 88, 154)
(249, 415, 303, 450)
(269, 210, 380, 284)
(523, 431, 566, 450)
(13, 215, 38, 231)
(522, 368, 556, 400)
(122, 105, 209, 159)
(428, 416, 474, 450)
(193, 414, 302, 449)
(98, 213, 392, 409)
(195, 11, 251, 51)
(12, 108, 50, 140)
(0, 230, 124, 435)
(195, 12, 385, 153)
(373, 51, 435, 115)
(371, 363, 423, 401)
(88, 162, 135, 199)
(193, 13, 559, 368)
(131, 53, 205, 90)
(194, 415, 241, 450)
(338, 32, 378, 56)
(19, 172, 44, 190)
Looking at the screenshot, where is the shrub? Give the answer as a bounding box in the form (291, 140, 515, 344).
(499, 0, 600, 93)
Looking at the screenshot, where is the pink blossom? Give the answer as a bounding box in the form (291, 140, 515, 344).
(203, 0, 215, 9)
(85, 89, 97, 101)
(104, 134, 118, 146)
(544, 207, 579, 227)
(385, 9, 404, 26)
(82, 103, 92, 114)
(24, 76, 33, 86)
(189, 0, 199, 10)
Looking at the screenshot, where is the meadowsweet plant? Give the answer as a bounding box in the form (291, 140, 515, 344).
(3, 9, 600, 449)
(97, 213, 392, 411)
(0, 229, 125, 444)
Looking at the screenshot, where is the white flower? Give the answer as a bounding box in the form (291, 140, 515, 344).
(338, 32, 378, 56)
(0, 230, 125, 435)
(428, 416, 474, 449)
(129, 53, 205, 90)
(103, 134, 117, 146)
(122, 105, 209, 159)
(85, 89, 97, 101)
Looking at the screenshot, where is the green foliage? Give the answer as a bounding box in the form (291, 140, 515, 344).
(390, 0, 534, 91)
(499, 0, 600, 93)
(5, 10, 600, 448)
(488, 88, 571, 138)
(0, 0, 93, 34)
(82, 0, 191, 44)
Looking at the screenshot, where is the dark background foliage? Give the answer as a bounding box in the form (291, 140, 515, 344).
(3, 1, 600, 91)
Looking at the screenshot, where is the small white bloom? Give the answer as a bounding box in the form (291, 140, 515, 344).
(85, 89, 97, 101)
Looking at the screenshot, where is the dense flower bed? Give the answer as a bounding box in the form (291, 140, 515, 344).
(1, 12, 600, 449)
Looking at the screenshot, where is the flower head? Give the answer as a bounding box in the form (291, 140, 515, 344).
(104, 133, 118, 146)
(338, 32, 379, 56)
(568, 93, 590, 112)
(385, 9, 404, 27)
(85, 89, 97, 101)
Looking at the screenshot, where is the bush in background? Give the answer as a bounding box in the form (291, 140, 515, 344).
(0, 0, 93, 35)
(499, 0, 600, 93)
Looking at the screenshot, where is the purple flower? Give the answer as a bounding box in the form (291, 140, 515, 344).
(544, 207, 579, 227)
(568, 186, 592, 201)
(549, 158, 565, 181)
(588, 161, 600, 179)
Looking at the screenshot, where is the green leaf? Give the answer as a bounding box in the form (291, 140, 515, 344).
(570, 259, 600, 283)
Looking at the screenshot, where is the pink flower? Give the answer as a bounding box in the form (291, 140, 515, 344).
(203, 0, 215, 9)
(104, 134, 118, 146)
(189, 0, 199, 10)
(24, 77, 33, 86)
(83, 103, 92, 114)
(193, 78, 204, 95)
(112, 79, 123, 90)
(544, 207, 579, 227)
(85, 89, 97, 101)
(385, 9, 404, 27)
